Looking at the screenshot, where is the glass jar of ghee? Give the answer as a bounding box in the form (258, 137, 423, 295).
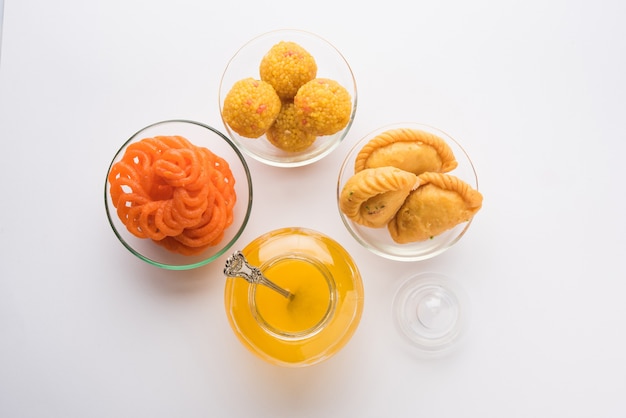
(224, 227, 364, 367)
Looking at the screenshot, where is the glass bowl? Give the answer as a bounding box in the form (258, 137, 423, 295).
(219, 29, 357, 168)
(337, 122, 479, 261)
(104, 120, 253, 270)
(224, 227, 364, 367)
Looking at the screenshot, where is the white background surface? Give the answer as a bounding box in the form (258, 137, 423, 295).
(1, 0, 625, 417)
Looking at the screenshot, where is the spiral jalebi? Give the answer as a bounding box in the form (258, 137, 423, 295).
(108, 135, 237, 255)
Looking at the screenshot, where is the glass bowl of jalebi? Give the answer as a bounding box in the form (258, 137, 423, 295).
(104, 119, 253, 270)
(219, 29, 357, 168)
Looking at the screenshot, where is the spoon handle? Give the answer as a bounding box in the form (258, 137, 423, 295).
(224, 251, 293, 299)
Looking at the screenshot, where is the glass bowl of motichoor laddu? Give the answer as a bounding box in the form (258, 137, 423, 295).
(219, 29, 357, 168)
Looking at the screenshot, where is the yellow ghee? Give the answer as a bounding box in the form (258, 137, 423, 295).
(224, 228, 364, 367)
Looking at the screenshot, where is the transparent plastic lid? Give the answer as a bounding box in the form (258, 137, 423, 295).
(393, 272, 469, 356)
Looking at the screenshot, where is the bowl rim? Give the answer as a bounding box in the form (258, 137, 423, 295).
(218, 28, 358, 168)
(104, 119, 253, 270)
(336, 122, 479, 262)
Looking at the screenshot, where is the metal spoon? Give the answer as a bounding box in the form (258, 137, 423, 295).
(224, 251, 293, 300)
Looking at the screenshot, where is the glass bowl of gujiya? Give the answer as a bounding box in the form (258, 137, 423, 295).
(223, 227, 364, 367)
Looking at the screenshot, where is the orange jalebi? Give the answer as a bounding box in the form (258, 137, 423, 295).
(108, 135, 237, 255)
